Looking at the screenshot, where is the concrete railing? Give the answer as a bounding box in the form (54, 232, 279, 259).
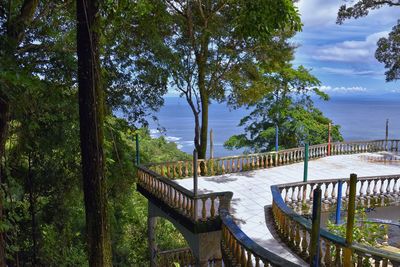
(220, 209, 301, 267)
(144, 139, 400, 179)
(138, 166, 232, 222)
(271, 175, 400, 266)
(137, 139, 400, 265)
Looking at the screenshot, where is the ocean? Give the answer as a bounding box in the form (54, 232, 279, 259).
(149, 94, 400, 157)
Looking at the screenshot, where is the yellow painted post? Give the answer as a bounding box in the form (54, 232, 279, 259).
(343, 173, 357, 265)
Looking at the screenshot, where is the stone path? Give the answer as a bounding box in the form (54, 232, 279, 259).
(175, 153, 400, 266)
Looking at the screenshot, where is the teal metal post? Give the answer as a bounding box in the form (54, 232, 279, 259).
(310, 186, 322, 267)
(135, 133, 140, 166)
(303, 143, 309, 182)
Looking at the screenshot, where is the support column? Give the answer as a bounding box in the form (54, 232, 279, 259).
(148, 216, 158, 267)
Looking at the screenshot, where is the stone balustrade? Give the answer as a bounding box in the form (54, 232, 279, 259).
(220, 209, 301, 267)
(271, 175, 400, 266)
(144, 140, 400, 179)
(137, 167, 232, 222)
(138, 139, 400, 266)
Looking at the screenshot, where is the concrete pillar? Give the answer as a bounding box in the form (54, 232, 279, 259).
(148, 216, 158, 267)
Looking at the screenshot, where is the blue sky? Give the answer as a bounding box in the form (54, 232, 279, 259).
(294, 0, 399, 95)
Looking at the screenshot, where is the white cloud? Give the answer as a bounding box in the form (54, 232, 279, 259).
(296, 0, 340, 27)
(297, 0, 399, 28)
(312, 31, 389, 63)
(320, 67, 382, 76)
(318, 85, 367, 93)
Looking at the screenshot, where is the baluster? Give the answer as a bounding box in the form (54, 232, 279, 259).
(380, 178, 386, 196)
(231, 159, 235, 173)
(221, 160, 225, 174)
(301, 227, 309, 260)
(345, 181, 350, 199)
(197, 161, 201, 176)
(331, 182, 337, 202)
(393, 178, 399, 197)
(373, 179, 379, 197)
(210, 196, 216, 218)
(366, 180, 372, 198)
(284, 188, 290, 203)
(309, 183, 315, 203)
(334, 245, 341, 266)
(385, 178, 391, 195)
(297, 186, 303, 205)
(184, 161, 188, 177)
(324, 182, 330, 202)
(324, 240, 331, 266)
(295, 223, 301, 253)
(255, 256, 260, 267)
(291, 186, 297, 206)
(201, 198, 207, 220)
(246, 250, 252, 266)
(240, 246, 246, 266)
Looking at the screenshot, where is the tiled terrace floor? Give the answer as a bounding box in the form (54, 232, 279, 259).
(175, 152, 400, 266)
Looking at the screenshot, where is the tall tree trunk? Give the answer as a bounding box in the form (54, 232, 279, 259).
(27, 154, 36, 266)
(76, 0, 112, 266)
(199, 92, 208, 159)
(0, 95, 9, 267)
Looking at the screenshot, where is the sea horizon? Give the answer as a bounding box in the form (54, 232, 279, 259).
(149, 93, 400, 157)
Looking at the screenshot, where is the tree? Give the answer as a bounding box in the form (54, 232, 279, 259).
(375, 21, 400, 81)
(140, 0, 301, 159)
(224, 65, 343, 153)
(76, 0, 112, 265)
(0, 1, 41, 264)
(337, 1, 400, 81)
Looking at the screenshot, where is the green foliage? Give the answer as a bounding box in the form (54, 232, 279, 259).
(376, 21, 400, 82)
(327, 208, 387, 247)
(225, 65, 342, 153)
(326, 208, 388, 266)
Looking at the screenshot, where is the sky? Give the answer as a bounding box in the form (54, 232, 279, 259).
(294, 0, 399, 95)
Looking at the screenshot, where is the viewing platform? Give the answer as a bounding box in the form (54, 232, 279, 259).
(137, 140, 400, 266)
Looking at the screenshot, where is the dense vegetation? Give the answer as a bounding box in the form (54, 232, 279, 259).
(3, 101, 188, 265)
(0, 0, 364, 266)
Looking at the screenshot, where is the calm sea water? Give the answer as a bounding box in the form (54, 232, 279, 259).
(149, 94, 400, 157)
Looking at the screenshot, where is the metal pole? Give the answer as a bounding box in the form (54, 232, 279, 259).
(343, 173, 357, 266)
(193, 149, 198, 221)
(385, 119, 389, 150)
(328, 123, 331, 156)
(135, 133, 140, 165)
(303, 143, 309, 182)
(210, 129, 214, 159)
(275, 124, 279, 152)
(335, 180, 343, 224)
(193, 149, 198, 196)
(310, 186, 322, 267)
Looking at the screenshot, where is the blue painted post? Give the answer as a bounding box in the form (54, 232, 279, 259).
(310, 186, 322, 267)
(303, 143, 309, 182)
(135, 133, 140, 166)
(335, 180, 343, 224)
(275, 124, 279, 152)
